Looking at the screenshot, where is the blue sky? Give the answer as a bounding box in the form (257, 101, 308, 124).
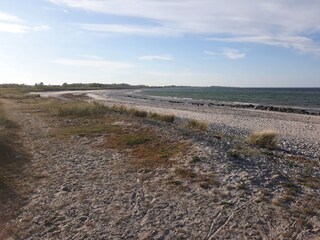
(0, 0, 320, 87)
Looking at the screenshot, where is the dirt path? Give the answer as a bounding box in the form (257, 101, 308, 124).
(1, 99, 319, 239)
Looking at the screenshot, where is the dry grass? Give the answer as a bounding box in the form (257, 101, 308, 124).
(129, 108, 148, 118)
(187, 119, 208, 131)
(0, 102, 30, 237)
(55, 124, 119, 137)
(48, 101, 108, 117)
(112, 104, 129, 113)
(247, 130, 278, 149)
(101, 126, 189, 169)
(148, 112, 175, 123)
(173, 168, 219, 189)
(112, 104, 175, 123)
(0, 87, 40, 100)
(51, 104, 189, 170)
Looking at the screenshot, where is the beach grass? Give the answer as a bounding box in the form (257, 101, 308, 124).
(112, 104, 175, 122)
(148, 112, 175, 123)
(248, 130, 278, 149)
(187, 119, 208, 131)
(48, 101, 108, 117)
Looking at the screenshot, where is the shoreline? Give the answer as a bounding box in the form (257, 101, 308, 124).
(133, 90, 320, 116)
(37, 89, 320, 143)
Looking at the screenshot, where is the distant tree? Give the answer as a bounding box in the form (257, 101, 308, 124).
(35, 82, 44, 87)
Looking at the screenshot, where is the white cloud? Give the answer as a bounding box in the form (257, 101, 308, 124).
(44, 7, 69, 13)
(0, 22, 28, 33)
(32, 25, 51, 32)
(204, 51, 219, 56)
(78, 55, 104, 60)
(49, 0, 320, 35)
(208, 35, 320, 56)
(49, 0, 320, 55)
(222, 48, 246, 60)
(52, 56, 134, 71)
(0, 12, 50, 34)
(137, 54, 173, 61)
(77, 24, 178, 37)
(0, 12, 23, 23)
(205, 49, 246, 60)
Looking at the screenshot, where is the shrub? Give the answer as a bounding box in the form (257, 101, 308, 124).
(187, 119, 208, 131)
(248, 130, 278, 149)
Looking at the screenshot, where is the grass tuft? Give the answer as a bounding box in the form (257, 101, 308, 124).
(247, 130, 278, 149)
(148, 112, 175, 123)
(112, 104, 128, 113)
(187, 119, 208, 131)
(50, 101, 108, 117)
(129, 108, 148, 118)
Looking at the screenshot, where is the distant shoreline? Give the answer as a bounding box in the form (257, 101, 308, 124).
(129, 91, 320, 116)
(37, 89, 320, 142)
(138, 87, 320, 113)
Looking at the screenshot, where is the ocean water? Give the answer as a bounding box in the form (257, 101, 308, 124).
(141, 87, 320, 110)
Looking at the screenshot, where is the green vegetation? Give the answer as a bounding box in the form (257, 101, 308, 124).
(125, 135, 151, 146)
(248, 130, 278, 149)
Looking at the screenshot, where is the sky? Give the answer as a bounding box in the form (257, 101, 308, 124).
(0, 0, 320, 87)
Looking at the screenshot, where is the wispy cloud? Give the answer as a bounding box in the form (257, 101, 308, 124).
(44, 7, 69, 13)
(222, 48, 246, 60)
(204, 51, 219, 56)
(137, 54, 173, 61)
(208, 35, 320, 56)
(0, 12, 24, 23)
(0, 12, 50, 34)
(205, 49, 246, 60)
(49, 0, 320, 55)
(52, 56, 134, 70)
(77, 24, 178, 37)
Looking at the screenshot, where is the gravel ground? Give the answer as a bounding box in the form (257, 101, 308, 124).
(1, 93, 319, 239)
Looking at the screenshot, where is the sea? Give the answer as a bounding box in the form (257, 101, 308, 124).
(140, 87, 320, 110)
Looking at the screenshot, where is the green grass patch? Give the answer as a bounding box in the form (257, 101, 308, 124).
(125, 135, 151, 146)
